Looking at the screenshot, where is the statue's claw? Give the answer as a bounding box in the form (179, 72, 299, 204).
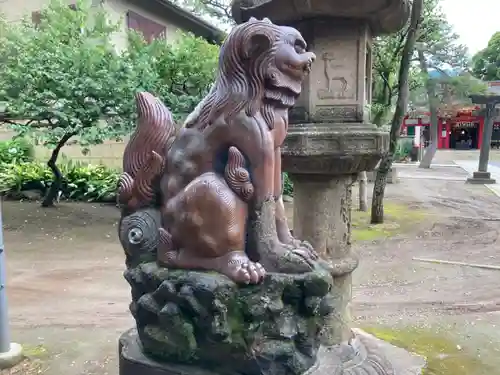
(287, 238, 318, 260)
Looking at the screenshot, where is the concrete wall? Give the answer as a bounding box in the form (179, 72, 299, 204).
(0, 126, 128, 168)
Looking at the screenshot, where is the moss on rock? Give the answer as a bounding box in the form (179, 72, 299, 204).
(125, 262, 336, 375)
(364, 326, 495, 375)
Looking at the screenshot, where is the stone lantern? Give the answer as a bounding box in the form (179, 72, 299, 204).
(232, 0, 413, 372)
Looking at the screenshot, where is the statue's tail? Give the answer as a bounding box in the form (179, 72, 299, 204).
(118, 92, 177, 210)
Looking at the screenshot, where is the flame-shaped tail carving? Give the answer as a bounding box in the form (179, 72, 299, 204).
(224, 146, 254, 202)
(118, 92, 176, 210)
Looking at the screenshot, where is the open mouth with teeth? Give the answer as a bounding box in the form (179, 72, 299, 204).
(285, 61, 312, 73)
(284, 58, 313, 79)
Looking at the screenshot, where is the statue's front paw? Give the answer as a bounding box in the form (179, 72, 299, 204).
(273, 243, 316, 273)
(288, 238, 318, 261)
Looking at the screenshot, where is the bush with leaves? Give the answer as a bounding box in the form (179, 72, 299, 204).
(0, 159, 119, 202)
(282, 173, 294, 196)
(393, 138, 414, 162)
(472, 32, 500, 81)
(0, 138, 34, 164)
(0, 0, 221, 207)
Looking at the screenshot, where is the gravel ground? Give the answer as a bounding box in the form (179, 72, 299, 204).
(3, 163, 500, 374)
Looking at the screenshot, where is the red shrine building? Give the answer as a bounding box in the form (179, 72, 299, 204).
(402, 80, 500, 150)
(401, 106, 500, 150)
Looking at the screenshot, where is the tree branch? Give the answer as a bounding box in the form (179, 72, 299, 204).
(41, 131, 77, 207)
(371, 0, 423, 224)
(391, 29, 410, 65)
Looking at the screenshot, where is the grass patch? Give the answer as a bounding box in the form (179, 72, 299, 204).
(5, 344, 51, 375)
(352, 202, 426, 242)
(364, 326, 494, 375)
(23, 344, 48, 358)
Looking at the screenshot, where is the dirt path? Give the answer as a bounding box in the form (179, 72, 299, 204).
(3, 164, 500, 374)
(352, 165, 500, 373)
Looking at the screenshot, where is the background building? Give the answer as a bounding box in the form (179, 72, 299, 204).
(0, 0, 224, 48)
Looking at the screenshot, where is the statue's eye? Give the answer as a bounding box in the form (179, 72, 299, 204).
(294, 40, 306, 54)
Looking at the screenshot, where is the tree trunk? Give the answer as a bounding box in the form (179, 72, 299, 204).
(358, 171, 368, 211)
(371, 0, 423, 224)
(418, 48, 439, 169)
(41, 132, 74, 207)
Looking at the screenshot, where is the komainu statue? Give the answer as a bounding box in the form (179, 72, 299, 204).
(118, 18, 339, 375)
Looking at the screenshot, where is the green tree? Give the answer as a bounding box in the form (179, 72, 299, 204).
(125, 31, 219, 122)
(370, 0, 423, 224)
(472, 32, 500, 81)
(409, 73, 487, 109)
(172, 0, 233, 26)
(0, 0, 148, 206)
(371, 0, 468, 129)
(414, 0, 471, 168)
(0, 0, 219, 207)
(371, 35, 423, 126)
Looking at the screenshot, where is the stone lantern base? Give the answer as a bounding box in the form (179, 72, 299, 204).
(119, 328, 426, 375)
(466, 171, 496, 184)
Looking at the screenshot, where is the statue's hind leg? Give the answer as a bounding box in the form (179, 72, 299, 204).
(159, 173, 266, 284)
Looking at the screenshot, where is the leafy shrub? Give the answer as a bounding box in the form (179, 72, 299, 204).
(0, 158, 297, 202)
(0, 159, 119, 202)
(0, 138, 34, 164)
(283, 173, 294, 196)
(394, 137, 414, 162)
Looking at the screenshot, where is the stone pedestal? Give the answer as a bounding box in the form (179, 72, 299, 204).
(282, 122, 388, 350)
(120, 328, 426, 375)
(290, 174, 357, 343)
(466, 171, 496, 184)
(120, 262, 338, 375)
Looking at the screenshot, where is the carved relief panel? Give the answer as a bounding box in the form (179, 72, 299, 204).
(311, 39, 358, 104)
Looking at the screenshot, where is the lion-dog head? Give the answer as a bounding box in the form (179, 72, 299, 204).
(184, 17, 315, 130)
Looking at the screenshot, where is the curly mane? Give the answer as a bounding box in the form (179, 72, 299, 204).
(184, 18, 281, 131)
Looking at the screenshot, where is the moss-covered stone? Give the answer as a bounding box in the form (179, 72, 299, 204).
(364, 326, 495, 375)
(125, 262, 336, 375)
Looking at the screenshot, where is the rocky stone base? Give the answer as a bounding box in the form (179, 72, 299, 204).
(119, 328, 426, 375)
(124, 262, 337, 375)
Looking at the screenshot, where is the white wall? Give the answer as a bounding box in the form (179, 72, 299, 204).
(0, 0, 184, 52)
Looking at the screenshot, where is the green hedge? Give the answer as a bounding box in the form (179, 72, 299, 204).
(283, 173, 294, 196)
(394, 137, 414, 162)
(2, 162, 294, 203)
(0, 139, 117, 202)
(0, 159, 119, 202)
(0, 138, 34, 164)
(0, 139, 295, 202)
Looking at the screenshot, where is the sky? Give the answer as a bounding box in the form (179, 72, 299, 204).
(441, 0, 499, 55)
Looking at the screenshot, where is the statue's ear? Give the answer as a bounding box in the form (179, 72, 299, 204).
(262, 17, 272, 24)
(244, 31, 273, 59)
(248, 16, 258, 22)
